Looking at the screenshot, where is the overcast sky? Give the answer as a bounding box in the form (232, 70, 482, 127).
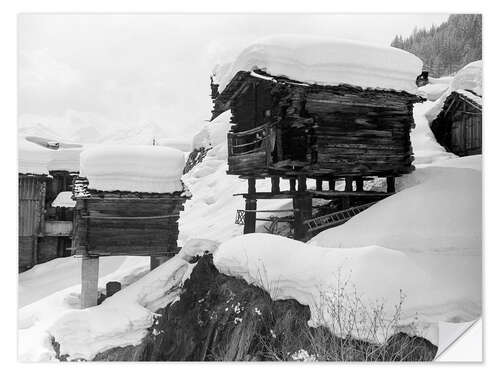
(18, 14, 449, 143)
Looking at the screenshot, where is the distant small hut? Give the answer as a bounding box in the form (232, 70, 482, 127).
(430, 90, 482, 156)
(18, 137, 81, 272)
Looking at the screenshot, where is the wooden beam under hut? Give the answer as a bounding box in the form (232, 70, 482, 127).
(271, 176, 280, 194)
(316, 178, 323, 191)
(342, 177, 354, 209)
(244, 177, 257, 234)
(387, 176, 396, 193)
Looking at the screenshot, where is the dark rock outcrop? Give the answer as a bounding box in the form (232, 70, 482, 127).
(93, 255, 437, 361)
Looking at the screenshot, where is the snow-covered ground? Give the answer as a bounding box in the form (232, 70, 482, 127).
(18, 51, 481, 361)
(18, 256, 150, 361)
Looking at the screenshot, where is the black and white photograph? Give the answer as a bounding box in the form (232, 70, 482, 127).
(15, 11, 482, 363)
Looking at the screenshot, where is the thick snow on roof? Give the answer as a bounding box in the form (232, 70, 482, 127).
(450, 60, 482, 96)
(18, 136, 83, 175)
(18, 137, 52, 175)
(417, 83, 449, 101)
(425, 61, 482, 123)
(51, 192, 75, 208)
(217, 34, 423, 93)
(156, 138, 193, 153)
(79, 145, 185, 193)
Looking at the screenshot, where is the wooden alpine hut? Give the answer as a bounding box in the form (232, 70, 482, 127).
(211, 35, 425, 241)
(430, 90, 482, 156)
(72, 145, 189, 308)
(18, 137, 82, 272)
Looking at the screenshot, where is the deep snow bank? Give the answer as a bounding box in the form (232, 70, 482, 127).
(217, 34, 423, 93)
(49, 257, 194, 361)
(18, 256, 150, 361)
(80, 145, 185, 193)
(214, 231, 480, 346)
(157, 137, 193, 153)
(309, 156, 481, 253)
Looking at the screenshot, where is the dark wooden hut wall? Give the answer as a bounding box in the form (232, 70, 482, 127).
(431, 91, 482, 157)
(72, 190, 187, 258)
(18, 175, 47, 271)
(220, 72, 421, 179)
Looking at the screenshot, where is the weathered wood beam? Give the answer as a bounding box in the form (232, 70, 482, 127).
(298, 176, 307, 192)
(81, 255, 99, 308)
(387, 176, 396, 193)
(355, 177, 364, 192)
(243, 198, 257, 234)
(293, 195, 312, 241)
(271, 176, 280, 194)
(316, 178, 323, 191)
(328, 178, 336, 191)
(289, 178, 296, 192)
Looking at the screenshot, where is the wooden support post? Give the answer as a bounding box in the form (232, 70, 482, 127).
(293, 194, 313, 241)
(298, 176, 307, 192)
(342, 177, 353, 209)
(243, 198, 257, 234)
(289, 178, 296, 192)
(316, 178, 323, 191)
(271, 176, 280, 194)
(387, 176, 396, 193)
(81, 255, 99, 309)
(344, 177, 353, 192)
(248, 177, 256, 194)
(355, 177, 364, 192)
(328, 178, 336, 191)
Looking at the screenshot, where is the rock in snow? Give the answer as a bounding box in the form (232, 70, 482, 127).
(79, 145, 185, 193)
(217, 34, 423, 93)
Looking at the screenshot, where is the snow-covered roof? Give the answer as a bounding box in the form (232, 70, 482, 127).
(217, 34, 423, 94)
(425, 61, 482, 122)
(18, 137, 52, 176)
(450, 60, 482, 96)
(156, 138, 193, 153)
(19, 136, 83, 175)
(51, 191, 76, 208)
(79, 145, 185, 194)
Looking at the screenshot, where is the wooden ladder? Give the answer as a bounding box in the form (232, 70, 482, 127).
(304, 202, 376, 233)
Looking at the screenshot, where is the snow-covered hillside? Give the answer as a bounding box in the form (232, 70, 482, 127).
(18, 50, 481, 360)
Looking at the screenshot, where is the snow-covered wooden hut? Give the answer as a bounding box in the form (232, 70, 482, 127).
(211, 36, 424, 240)
(430, 61, 482, 157)
(72, 145, 189, 307)
(18, 137, 82, 271)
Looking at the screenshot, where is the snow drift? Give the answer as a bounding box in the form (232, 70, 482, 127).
(79, 145, 185, 193)
(157, 137, 193, 153)
(217, 34, 423, 93)
(214, 231, 480, 345)
(425, 60, 482, 123)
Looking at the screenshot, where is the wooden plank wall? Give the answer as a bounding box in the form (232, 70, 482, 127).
(225, 76, 419, 178)
(73, 196, 186, 257)
(18, 176, 46, 271)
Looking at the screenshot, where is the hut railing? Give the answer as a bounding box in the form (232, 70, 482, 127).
(228, 121, 276, 165)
